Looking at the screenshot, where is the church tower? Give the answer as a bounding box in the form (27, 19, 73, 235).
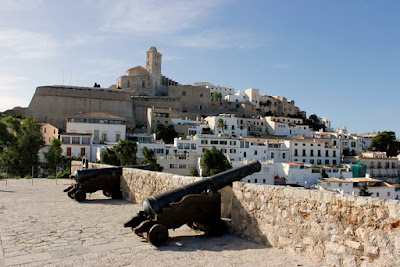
(146, 47, 162, 78)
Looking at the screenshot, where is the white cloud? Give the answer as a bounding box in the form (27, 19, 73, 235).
(0, 29, 58, 59)
(100, 0, 227, 34)
(174, 29, 266, 49)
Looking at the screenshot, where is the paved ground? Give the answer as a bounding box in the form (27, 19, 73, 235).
(0, 179, 324, 267)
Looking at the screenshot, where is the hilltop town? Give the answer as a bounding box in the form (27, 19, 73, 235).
(4, 46, 400, 199)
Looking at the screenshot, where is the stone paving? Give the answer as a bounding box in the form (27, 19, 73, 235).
(0, 179, 324, 266)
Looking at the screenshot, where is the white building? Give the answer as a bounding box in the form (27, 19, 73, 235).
(225, 90, 249, 103)
(290, 138, 340, 166)
(265, 116, 312, 137)
(62, 112, 126, 161)
(318, 177, 400, 200)
(204, 115, 248, 137)
(193, 82, 235, 99)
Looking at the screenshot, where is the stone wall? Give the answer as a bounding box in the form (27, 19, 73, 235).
(231, 183, 400, 266)
(26, 86, 135, 130)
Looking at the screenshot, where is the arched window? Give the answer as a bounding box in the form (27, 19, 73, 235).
(182, 91, 186, 96)
(127, 80, 130, 87)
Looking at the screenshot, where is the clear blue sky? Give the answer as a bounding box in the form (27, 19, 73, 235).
(1, 0, 399, 136)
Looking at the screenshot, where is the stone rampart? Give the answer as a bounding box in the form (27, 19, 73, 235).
(231, 183, 400, 266)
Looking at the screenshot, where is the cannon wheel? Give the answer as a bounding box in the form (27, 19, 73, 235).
(75, 190, 86, 202)
(103, 190, 112, 197)
(147, 224, 168, 246)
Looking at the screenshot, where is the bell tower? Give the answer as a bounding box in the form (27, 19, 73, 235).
(146, 47, 162, 78)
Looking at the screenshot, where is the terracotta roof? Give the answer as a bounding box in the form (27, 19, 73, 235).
(283, 162, 303, 166)
(127, 66, 148, 72)
(69, 112, 126, 120)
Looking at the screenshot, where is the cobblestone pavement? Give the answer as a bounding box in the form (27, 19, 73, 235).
(0, 179, 324, 267)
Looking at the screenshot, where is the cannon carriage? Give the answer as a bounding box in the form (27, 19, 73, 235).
(125, 160, 261, 246)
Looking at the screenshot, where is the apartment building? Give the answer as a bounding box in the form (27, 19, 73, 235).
(290, 138, 340, 166)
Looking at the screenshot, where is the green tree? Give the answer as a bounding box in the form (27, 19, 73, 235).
(155, 124, 178, 144)
(0, 116, 44, 176)
(100, 140, 137, 166)
(212, 92, 222, 101)
(217, 119, 226, 133)
(189, 166, 199, 176)
(370, 131, 397, 156)
(114, 140, 137, 165)
(358, 183, 373, 196)
(101, 147, 121, 166)
(141, 146, 163, 171)
(44, 139, 63, 176)
(200, 146, 231, 177)
(305, 114, 326, 131)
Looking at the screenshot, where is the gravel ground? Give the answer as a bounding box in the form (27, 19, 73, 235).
(0, 179, 324, 267)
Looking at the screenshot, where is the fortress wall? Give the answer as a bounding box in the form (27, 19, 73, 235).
(25, 86, 135, 130)
(231, 183, 400, 266)
(118, 167, 400, 266)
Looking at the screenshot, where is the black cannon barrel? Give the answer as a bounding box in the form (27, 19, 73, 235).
(73, 164, 152, 183)
(143, 160, 261, 217)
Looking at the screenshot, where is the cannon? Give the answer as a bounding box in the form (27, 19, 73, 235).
(64, 165, 151, 202)
(124, 160, 261, 246)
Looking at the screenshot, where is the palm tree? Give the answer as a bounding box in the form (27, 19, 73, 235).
(217, 119, 226, 133)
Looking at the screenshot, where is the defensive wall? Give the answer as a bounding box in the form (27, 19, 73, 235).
(71, 161, 400, 266)
(25, 86, 135, 130)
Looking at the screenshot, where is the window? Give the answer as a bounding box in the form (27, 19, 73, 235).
(72, 137, 80, 144)
(127, 80, 130, 87)
(191, 144, 196, 149)
(44, 128, 46, 133)
(317, 159, 321, 165)
(179, 164, 186, 169)
(220, 141, 227, 145)
(177, 143, 183, 149)
(221, 149, 227, 153)
(211, 140, 218, 145)
(245, 142, 249, 148)
(169, 164, 178, 169)
(339, 183, 342, 188)
(294, 149, 298, 156)
(201, 140, 208, 145)
(183, 143, 190, 149)
(271, 152, 274, 158)
(283, 153, 286, 159)
(94, 130, 99, 141)
(310, 159, 314, 164)
(333, 151, 336, 157)
(325, 160, 330, 165)
(62, 137, 70, 144)
(230, 141, 236, 145)
(82, 137, 90, 144)
(387, 192, 390, 197)
(326, 151, 329, 157)
(182, 91, 186, 96)
(230, 149, 236, 154)
(310, 150, 314, 156)
(318, 150, 321, 157)
(302, 150, 306, 156)
(102, 133, 107, 141)
(376, 192, 380, 197)
(294, 143, 298, 146)
(66, 147, 71, 157)
(116, 134, 121, 142)
(240, 142, 244, 148)
(254, 150, 257, 155)
(333, 160, 337, 165)
(80, 148, 86, 157)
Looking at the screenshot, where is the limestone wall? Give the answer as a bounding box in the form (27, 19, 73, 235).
(26, 86, 135, 130)
(231, 183, 400, 266)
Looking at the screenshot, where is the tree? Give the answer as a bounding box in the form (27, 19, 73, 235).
(101, 147, 121, 166)
(100, 140, 137, 166)
(155, 124, 178, 144)
(0, 116, 44, 176)
(44, 139, 63, 176)
(189, 166, 199, 176)
(358, 183, 372, 196)
(217, 119, 226, 133)
(212, 92, 222, 101)
(370, 131, 397, 156)
(200, 146, 231, 177)
(304, 114, 326, 131)
(141, 146, 163, 171)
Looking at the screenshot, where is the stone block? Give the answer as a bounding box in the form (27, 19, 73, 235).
(326, 242, 346, 254)
(356, 197, 368, 207)
(345, 240, 363, 250)
(365, 246, 379, 257)
(325, 254, 342, 266)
